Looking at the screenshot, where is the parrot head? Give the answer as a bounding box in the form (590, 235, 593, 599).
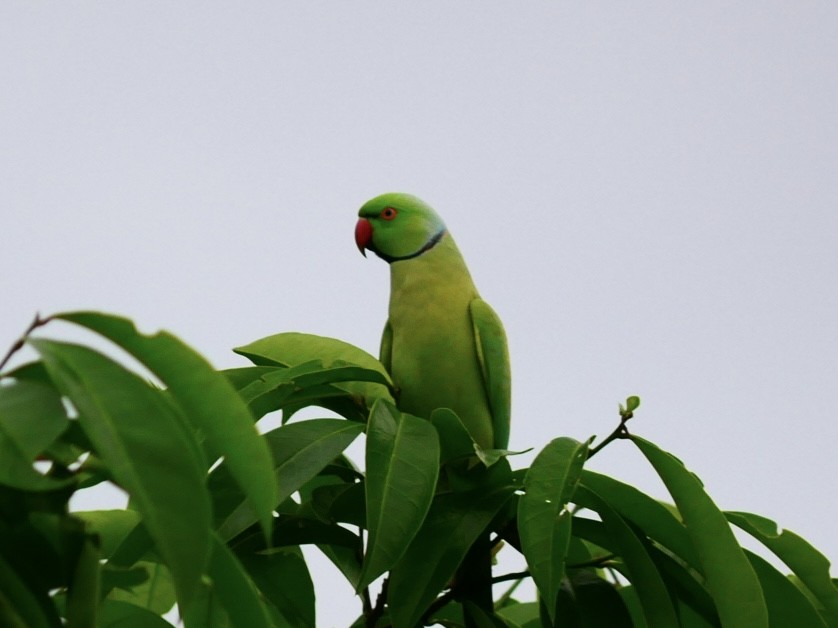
(355, 193, 447, 263)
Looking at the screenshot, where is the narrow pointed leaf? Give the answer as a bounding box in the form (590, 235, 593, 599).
(31, 339, 211, 606)
(574, 485, 679, 627)
(518, 437, 588, 624)
(215, 418, 363, 540)
(204, 532, 273, 628)
(633, 436, 768, 628)
(240, 546, 315, 628)
(744, 549, 827, 627)
(580, 470, 698, 567)
(726, 511, 838, 625)
(65, 536, 100, 628)
(388, 483, 515, 628)
(357, 400, 439, 591)
(56, 311, 278, 539)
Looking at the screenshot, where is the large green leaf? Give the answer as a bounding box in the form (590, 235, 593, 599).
(573, 486, 679, 627)
(215, 418, 363, 540)
(239, 547, 315, 628)
(517, 437, 588, 624)
(0, 380, 72, 491)
(234, 332, 394, 406)
(31, 339, 211, 606)
(726, 511, 838, 625)
(388, 483, 515, 628)
(203, 533, 273, 628)
(224, 361, 391, 424)
(357, 400, 439, 592)
(633, 436, 769, 628)
(56, 311, 278, 540)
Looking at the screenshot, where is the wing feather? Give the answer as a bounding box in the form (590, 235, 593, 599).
(469, 299, 511, 449)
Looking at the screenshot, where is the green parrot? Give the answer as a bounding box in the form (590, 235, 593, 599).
(355, 193, 510, 451)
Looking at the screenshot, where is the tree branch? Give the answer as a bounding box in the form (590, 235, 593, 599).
(0, 312, 51, 374)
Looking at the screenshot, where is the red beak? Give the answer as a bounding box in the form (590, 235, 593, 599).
(355, 218, 373, 256)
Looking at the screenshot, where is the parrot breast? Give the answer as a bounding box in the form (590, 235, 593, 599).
(386, 234, 495, 449)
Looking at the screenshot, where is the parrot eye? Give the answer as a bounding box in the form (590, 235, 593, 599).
(380, 207, 397, 221)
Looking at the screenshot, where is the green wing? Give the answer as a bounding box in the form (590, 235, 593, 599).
(379, 320, 393, 376)
(469, 298, 511, 449)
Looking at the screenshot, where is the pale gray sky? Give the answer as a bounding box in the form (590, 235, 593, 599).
(2, 3, 837, 625)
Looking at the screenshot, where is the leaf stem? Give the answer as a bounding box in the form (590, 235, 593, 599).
(365, 577, 388, 627)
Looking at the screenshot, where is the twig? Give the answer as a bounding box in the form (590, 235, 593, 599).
(0, 312, 51, 374)
(491, 570, 530, 585)
(588, 414, 632, 459)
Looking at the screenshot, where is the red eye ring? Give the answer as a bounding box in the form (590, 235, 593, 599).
(380, 207, 397, 221)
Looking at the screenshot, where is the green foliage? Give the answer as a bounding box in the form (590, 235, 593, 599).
(0, 312, 835, 627)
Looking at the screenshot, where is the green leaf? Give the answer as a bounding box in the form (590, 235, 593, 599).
(65, 536, 100, 628)
(99, 599, 175, 627)
(633, 436, 769, 628)
(268, 516, 360, 548)
(204, 532, 273, 628)
(556, 570, 634, 628)
(31, 339, 211, 606)
(495, 602, 542, 628)
(388, 483, 515, 628)
(317, 544, 363, 589)
(357, 400, 440, 592)
(626, 396, 640, 412)
(430, 408, 475, 463)
(580, 470, 699, 566)
(0, 380, 72, 491)
(107, 561, 176, 615)
(215, 419, 363, 540)
(234, 332, 394, 406)
(56, 311, 279, 541)
(517, 437, 588, 624)
(726, 511, 838, 625)
(74, 510, 142, 559)
(743, 549, 827, 627)
(240, 547, 315, 628)
(0, 550, 59, 628)
(573, 485, 679, 627)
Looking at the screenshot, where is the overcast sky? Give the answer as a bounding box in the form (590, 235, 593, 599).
(2, 3, 836, 625)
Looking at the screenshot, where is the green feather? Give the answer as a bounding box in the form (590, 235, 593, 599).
(470, 299, 511, 450)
